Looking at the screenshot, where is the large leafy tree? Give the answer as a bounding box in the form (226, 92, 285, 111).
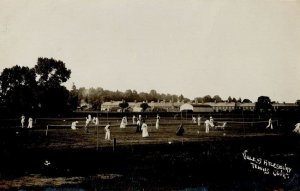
(0, 58, 72, 117)
(194, 97, 204, 103)
(34, 58, 71, 115)
(38, 86, 70, 115)
(149, 90, 158, 102)
(88, 87, 103, 110)
(0, 65, 36, 96)
(0, 66, 37, 115)
(140, 102, 149, 112)
(35, 57, 71, 88)
(124, 90, 134, 102)
(203, 95, 212, 103)
(68, 83, 79, 110)
(213, 95, 223, 103)
(119, 100, 129, 112)
(242, 99, 252, 103)
(255, 96, 272, 113)
(179, 94, 184, 102)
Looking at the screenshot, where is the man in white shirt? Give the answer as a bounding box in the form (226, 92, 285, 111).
(105, 122, 111, 140)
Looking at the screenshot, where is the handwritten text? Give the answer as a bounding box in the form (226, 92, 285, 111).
(242, 150, 292, 179)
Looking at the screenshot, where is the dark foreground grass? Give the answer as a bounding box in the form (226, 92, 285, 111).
(0, 123, 300, 190)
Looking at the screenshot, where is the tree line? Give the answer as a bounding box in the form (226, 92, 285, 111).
(69, 86, 255, 111)
(69, 86, 191, 111)
(1, 57, 285, 117)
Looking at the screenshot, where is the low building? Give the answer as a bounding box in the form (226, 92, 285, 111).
(192, 104, 214, 112)
(132, 105, 143, 112)
(206, 102, 236, 112)
(101, 101, 122, 111)
(236, 103, 255, 111)
(148, 101, 179, 112)
(272, 103, 299, 112)
(100, 100, 299, 113)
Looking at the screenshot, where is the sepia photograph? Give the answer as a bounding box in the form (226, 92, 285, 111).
(0, 0, 300, 190)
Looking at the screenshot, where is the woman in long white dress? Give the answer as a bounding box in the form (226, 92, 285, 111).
(141, 121, 149, 137)
(205, 119, 210, 133)
(132, 115, 136, 125)
(209, 116, 214, 128)
(27, 118, 33, 128)
(156, 114, 160, 129)
(120, 117, 126, 128)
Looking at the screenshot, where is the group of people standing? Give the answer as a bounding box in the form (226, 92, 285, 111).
(192, 115, 213, 133)
(204, 116, 214, 133)
(119, 114, 162, 138)
(75, 114, 160, 140)
(132, 114, 160, 137)
(71, 114, 278, 141)
(83, 114, 100, 132)
(79, 114, 216, 140)
(71, 114, 111, 140)
(103, 115, 152, 140)
(135, 119, 149, 138)
(192, 115, 202, 126)
(20, 115, 33, 129)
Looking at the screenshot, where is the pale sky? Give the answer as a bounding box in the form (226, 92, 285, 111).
(0, 0, 300, 102)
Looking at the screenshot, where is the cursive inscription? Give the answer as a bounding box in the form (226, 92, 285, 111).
(242, 150, 292, 179)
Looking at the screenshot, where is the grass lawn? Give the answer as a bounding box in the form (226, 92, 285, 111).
(0, 117, 299, 190)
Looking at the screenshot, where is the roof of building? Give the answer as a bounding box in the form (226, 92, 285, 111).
(272, 103, 298, 107)
(238, 103, 255, 107)
(206, 102, 236, 107)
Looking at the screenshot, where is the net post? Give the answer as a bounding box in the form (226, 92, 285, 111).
(46, 125, 48, 136)
(113, 138, 116, 152)
(96, 114, 100, 151)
